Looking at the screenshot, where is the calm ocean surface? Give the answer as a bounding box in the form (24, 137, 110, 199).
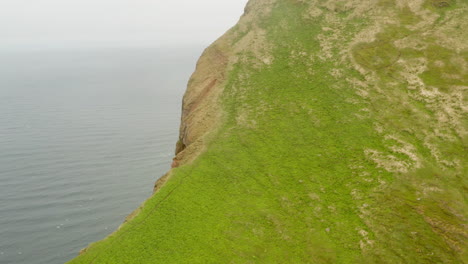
(0, 47, 201, 264)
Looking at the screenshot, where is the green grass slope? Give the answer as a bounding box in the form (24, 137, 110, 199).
(69, 0, 467, 263)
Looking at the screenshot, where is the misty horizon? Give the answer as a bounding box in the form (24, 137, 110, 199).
(0, 0, 248, 50)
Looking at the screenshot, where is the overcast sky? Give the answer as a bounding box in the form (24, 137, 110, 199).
(0, 0, 248, 49)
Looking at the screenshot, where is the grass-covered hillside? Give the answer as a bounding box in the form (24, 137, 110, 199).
(69, 0, 467, 263)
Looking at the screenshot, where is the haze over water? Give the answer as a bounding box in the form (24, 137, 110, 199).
(0, 47, 201, 264)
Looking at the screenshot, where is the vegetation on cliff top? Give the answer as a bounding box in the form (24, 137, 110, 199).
(69, 0, 467, 263)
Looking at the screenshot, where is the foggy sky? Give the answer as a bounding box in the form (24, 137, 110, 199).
(0, 0, 248, 49)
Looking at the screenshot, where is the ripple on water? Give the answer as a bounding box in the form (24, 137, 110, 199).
(0, 47, 200, 264)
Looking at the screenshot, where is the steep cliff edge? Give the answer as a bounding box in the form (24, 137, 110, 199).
(69, 0, 467, 263)
(172, 0, 276, 168)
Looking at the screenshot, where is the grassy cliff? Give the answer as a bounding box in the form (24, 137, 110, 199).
(69, 0, 467, 263)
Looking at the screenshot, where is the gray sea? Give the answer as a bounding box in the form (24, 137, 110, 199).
(0, 47, 201, 264)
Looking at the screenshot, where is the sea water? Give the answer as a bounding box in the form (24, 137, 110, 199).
(0, 47, 201, 264)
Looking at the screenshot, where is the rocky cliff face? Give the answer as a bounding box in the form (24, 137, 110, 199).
(70, 0, 467, 263)
(172, 0, 277, 167)
(154, 0, 278, 190)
